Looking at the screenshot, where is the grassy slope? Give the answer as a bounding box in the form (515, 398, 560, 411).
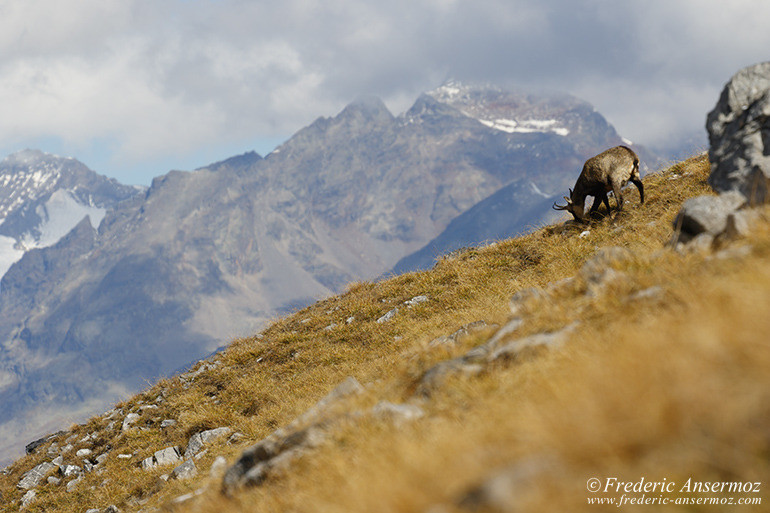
(2, 154, 769, 511)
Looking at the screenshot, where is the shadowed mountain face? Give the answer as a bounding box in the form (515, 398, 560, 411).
(0, 82, 651, 465)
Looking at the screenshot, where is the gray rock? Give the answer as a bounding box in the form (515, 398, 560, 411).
(404, 295, 429, 307)
(509, 287, 546, 316)
(579, 246, 633, 282)
(66, 475, 83, 492)
(172, 459, 198, 480)
(723, 208, 762, 240)
(140, 456, 156, 470)
(160, 419, 178, 428)
(371, 401, 425, 425)
(52, 455, 64, 467)
(122, 412, 140, 431)
(671, 192, 747, 243)
(488, 324, 577, 362)
(20, 489, 37, 509)
(457, 457, 557, 512)
(707, 62, 770, 203)
(210, 456, 228, 478)
(47, 476, 62, 486)
(61, 464, 82, 478)
(376, 308, 399, 323)
(153, 446, 183, 467)
(86, 509, 101, 513)
(184, 427, 233, 459)
(76, 448, 93, 458)
(222, 378, 363, 494)
(18, 461, 57, 489)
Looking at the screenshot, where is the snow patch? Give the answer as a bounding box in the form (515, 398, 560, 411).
(478, 118, 569, 136)
(0, 235, 25, 281)
(529, 182, 551, 198)
(0, 190, 105, 282)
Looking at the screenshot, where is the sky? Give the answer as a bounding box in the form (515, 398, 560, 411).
(0, 0, 768, 186)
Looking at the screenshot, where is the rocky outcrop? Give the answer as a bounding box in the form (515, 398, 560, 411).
(707, 62, 770, 203)
(672, 63, 770, 248)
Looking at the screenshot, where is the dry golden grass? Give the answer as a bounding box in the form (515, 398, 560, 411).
(4, 154, 769, 512)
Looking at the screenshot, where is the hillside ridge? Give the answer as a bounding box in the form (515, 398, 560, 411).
(2, 152, 769, 512)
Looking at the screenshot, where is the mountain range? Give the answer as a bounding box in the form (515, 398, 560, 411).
(0, 81, 655, 465)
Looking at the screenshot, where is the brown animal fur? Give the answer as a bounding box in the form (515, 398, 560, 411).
(553, 145, 644, 222)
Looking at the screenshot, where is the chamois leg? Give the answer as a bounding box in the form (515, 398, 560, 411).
(632, 178, 644, 204)
(611, 180, 624, 210)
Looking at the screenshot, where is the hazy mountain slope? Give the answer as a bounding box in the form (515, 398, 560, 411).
(391, 180, 564, 274)
(0, 82, 651, 466)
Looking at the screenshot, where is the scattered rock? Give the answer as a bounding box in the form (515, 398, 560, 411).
(509, 287, 546, 316)
(628, 286, 665, 302)
(20, 489, 37, 509)
(488, 324, 577, 362)
(376, 308, 399, 323)
(404, 295, 429, 307)
(52, 455, 63, 466)
(428, 321, 489, 349)
(222, 377, 363, 494)
(456, 457, 558, 512)
(210, 456, 228, 478)
(61, 464, 83, 478)
(76, 448, 93, 458)
(185, 427, 233, 459)
(25, 431, 65, 455)
(371, 401, 425, 425)
(122, 413, 140, 431)
(671, 192, 747, 244)
(722, 208, 763, 241)
(160, 419, 178, 428)
(172, 459, 198, 480)
(707, 61, 770, 204)
(156, 446, 183, 466)
(18, 461, 57, 489)
(66, 475, 83, 492)
(47, 476, 62, 486)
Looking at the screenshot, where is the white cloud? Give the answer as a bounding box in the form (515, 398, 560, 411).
(0, 0, 768, 182)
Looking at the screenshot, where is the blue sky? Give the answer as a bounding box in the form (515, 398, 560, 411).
(1, 0, 768, 185)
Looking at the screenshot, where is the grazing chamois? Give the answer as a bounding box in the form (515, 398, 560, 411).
(553, 145, 644, 222)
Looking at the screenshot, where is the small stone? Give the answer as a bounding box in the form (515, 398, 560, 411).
(154, 446, 182, 467)
(346, 316, 355, 324)
(210, 456, 228, 478)
(52, 455, 64, 467)
(160, 419, 177, 428)
(122, 413, 140, 431)
(172, 459, 198, 480)
(76, 448, 93, 458)
(21, 489, 36, 508)
(61, 465, 82, 478)
(86, 509, 101, 513)
(47, 476, 61, 486)
(404, 295, 429, 307)
(579, 230, 590, 238)
(141, 456, 156, 470)
(184, 427, 232, 459)
(66, 475, 83, 492)
(371, 401, 425, 425)
(376, 308, 398, 323)
(117, 454, 133, 459)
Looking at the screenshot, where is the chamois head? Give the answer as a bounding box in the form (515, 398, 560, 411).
(552, 188, 585, 221)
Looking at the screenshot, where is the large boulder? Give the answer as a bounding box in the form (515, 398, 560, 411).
(707, 61, 770, 203)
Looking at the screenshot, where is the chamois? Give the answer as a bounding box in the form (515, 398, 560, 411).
(553, 145, 644, 222)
